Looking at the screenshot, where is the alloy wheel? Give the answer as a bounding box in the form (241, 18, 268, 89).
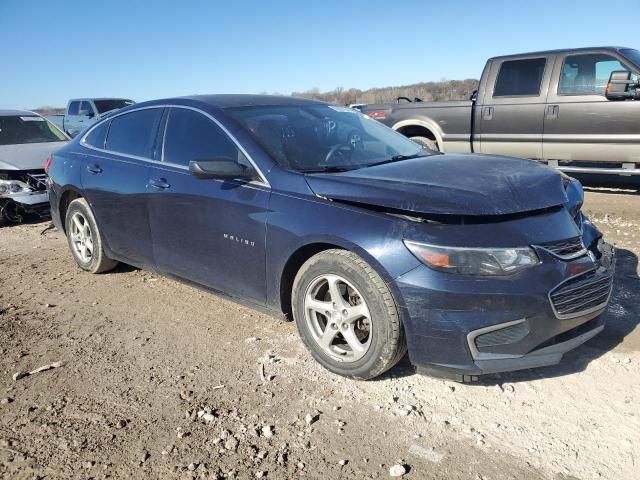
(303, 274, 372, 362)
(69, 212, 94, 263)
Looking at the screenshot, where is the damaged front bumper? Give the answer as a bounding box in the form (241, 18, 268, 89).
(395, 234, 615, 381)
(0, 172, 50, 222)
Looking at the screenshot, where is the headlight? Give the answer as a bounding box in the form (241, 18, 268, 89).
(0, 179, 33, 195)
(404, 241, 539, 276)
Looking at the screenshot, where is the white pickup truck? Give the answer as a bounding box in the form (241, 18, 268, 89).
(62, 98, 134, 137)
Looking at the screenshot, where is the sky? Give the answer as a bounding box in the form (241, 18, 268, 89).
(1, 0, 638, 109)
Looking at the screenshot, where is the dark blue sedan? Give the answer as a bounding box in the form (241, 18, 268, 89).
(46, 95, 615, 380)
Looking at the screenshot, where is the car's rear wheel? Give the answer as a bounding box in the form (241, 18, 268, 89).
(292, 249, 406, 380)
(410, 135, 439, 151)
(65, 198, 118, 273)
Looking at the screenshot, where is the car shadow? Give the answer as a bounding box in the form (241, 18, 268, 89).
(379, 247, 640, 384)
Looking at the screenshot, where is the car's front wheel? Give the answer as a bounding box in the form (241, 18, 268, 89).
(292, 249, 406, 380)
(65, 198, 118, 274)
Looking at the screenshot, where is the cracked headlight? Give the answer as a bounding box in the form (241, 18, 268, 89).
(404, 241, 539, 276)
(0, 179, 33, 195)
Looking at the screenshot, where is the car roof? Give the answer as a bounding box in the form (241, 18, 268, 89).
(0, 109, 39, 117)
(489, 46, 633, 60)
(135, 94, 327, 110)
(68, 98, 133, 102)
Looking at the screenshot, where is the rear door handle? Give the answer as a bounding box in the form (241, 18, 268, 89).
(148, 178, 170, 190)
(482, 106, 494, 120)
(86, 164, 102, 174)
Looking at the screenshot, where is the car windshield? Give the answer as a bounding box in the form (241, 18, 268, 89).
(228, 104, 429, 172)
(621, 48, 640, 69)
(93, 99, 135, 114)
(0, 115, 67, 145)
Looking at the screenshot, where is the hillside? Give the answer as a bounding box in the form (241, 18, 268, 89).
(292, 78, 479, 105)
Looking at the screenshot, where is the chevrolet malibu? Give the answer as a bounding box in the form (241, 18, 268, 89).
(46, 95, 615, 380)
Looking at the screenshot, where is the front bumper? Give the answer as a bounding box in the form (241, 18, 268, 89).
(395, 238, 615, 379)
(1, 191, 50, 217)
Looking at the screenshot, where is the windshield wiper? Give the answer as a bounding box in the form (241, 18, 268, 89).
(364, 153, 426, 168)
(300, 166, 354, 174)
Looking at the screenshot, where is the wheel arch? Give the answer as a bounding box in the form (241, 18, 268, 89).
(58, 187, 85, 233)
(393, 119, 444, 149)
(277, 238, 405, 320)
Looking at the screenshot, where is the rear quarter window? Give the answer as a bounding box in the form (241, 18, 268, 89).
(105, 108, 163, 158)
(83, 121, 110, 149)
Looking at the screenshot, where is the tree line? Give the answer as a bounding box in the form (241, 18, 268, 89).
(292, 79, 479, 105)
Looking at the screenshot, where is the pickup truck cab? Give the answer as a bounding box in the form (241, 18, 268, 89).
(361, 47, 640, 175)
(63, 98, 134, 137)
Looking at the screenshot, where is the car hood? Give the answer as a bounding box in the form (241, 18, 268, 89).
(0, 142, 67, 171)
(304, 154, 568, 216)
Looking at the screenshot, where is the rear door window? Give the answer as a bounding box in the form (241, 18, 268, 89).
(67, 101, 80, 115)
(105, 108, 163, 158)
(162, 108, 246, 167)
(493, 58, 547, 97)
(558, 53, 629, 95)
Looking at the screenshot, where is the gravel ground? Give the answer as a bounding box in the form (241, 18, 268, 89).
(0, 187, 638, 480)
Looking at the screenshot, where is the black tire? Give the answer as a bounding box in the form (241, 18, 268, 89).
(65, 198, 118, 274)
(410, 135, 439, 151)
(292, 249, 406, 380)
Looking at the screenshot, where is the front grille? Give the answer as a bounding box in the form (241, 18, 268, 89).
(549, 270, 613, 319)
(536, 237, 586, 259)
(475, 321, 530, 349)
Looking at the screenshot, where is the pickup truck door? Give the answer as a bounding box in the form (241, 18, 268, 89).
(543, 50, 640, 164)
(64, 100, 81, 136)
(477, 55, 555, 159)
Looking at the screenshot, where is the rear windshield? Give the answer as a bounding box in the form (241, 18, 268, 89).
(0, 115, 67, 145)
(93, 99, 135, 114)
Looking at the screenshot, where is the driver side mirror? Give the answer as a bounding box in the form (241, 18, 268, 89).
(189, 159, 257, 181)
(605, 70, 640, 100)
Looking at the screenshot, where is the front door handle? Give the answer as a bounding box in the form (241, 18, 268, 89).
(86, 164, 102, 174)
(545, 104, 559, 119)
(148, 178, 170, 190)
(482, 106, 494, 120)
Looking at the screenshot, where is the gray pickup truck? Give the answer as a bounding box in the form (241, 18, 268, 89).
(361, 47, 640, 175)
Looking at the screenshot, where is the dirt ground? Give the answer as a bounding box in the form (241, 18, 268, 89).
(0, 185, 638, 480)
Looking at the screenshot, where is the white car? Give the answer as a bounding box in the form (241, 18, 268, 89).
(0, 110, 69, 225)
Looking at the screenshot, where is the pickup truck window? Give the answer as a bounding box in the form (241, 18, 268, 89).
(620, 48, 640, 68)
(494, 58, 546, 97)
(79, 101, 94, 115)
(558, 54, 628, 95)
(94, 99, 134, 114)
(68, 101, 80, 115)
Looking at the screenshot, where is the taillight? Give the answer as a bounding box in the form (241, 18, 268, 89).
(44, 155, 52, 173)
(367, 111, 386, 120)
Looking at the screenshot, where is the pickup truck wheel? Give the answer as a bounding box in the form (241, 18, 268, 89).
(410, 136, 439, 151)
(292, 249, 406, 380)
(65, 198, 118, 274)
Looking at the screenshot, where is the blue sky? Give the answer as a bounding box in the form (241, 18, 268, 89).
(1, 0, 637, 109)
